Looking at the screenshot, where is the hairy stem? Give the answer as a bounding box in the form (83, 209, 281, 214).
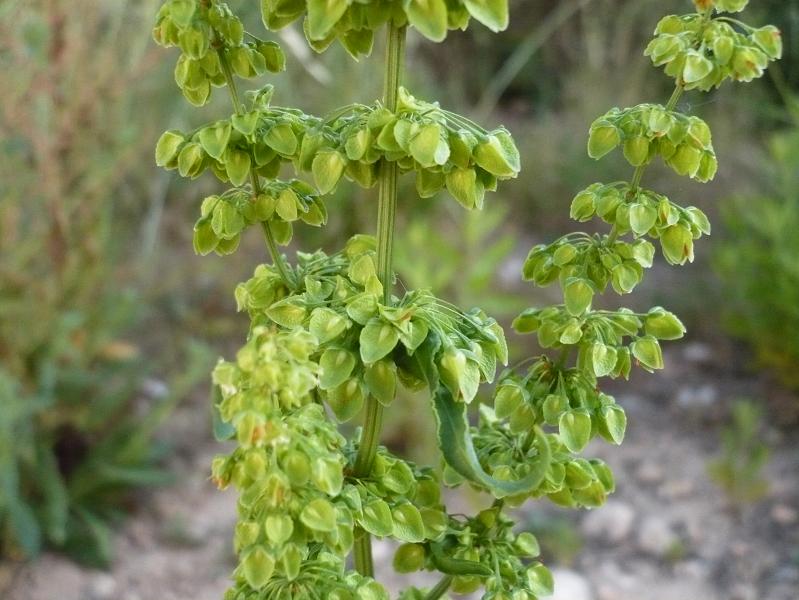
(217, 45, 294, 287)
(352, 22, 407, 578)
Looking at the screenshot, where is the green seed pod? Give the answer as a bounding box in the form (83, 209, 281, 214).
(682, 51, 713, 85)
(300, 498, 338, 532)
(587, 123, 621, 159)
(234, 520, 261, 552)
(265, 514, 294, 545)
(199, 121, 232, 160)
(752, 25, 782, 60)
(563, 277, 594, 316)
(193, 220, 219, 255)
(224, 148, 252, 186)
(558, 409, 591, 453)
(644, 308, 686, 340)
(473, 131, 520, 178)
(712, 34, 735, 66)
(406, 0, 448, 42)
(168, 0, 197, 28)
(631, 336, 664, 371)
(258, 41, 286, 72)
(714, 0, 749, 13)
(326, 378, 365, 422)
(364, 360, 397, 406)
(623, 136, 650, 167)
(493, 382, 525, 419)
(177, 141, 205, 178)
(155, 130, 186, 167)
(312, 149, 347, 194)
(446, 167, 484, 210)
(241, 546, 275, 589)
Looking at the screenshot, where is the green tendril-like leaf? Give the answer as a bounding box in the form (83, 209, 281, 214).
(432, 387, 551, 498)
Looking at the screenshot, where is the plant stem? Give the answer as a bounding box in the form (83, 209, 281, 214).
(376, 23, 406, 305)
(217, 45, 294, 287)
(351, 23, 407, 579)
(424, 575, 454, 600)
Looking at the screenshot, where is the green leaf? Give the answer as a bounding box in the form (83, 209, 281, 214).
(405, 0, 449, 42)
(558, 409, 591, 453)
(391, 504, 426, 543)
(242, 546, 275, 589)
(361, 500, 393, 537)
(300, 498, 337, 532)
(307, 0, 349, 40)
(432, 387, 552, 498)
(360, 318, 399, 364)
(429, 542, 493, 577)
(312, 149, 347, 194)
(462, 0, 509, 32)
(364, 360, 397, 406)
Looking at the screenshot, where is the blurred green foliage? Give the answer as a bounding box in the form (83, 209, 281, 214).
(708, 400, 770, 507)
(0, 0, 206, 565)
(716, 118, 799, 392)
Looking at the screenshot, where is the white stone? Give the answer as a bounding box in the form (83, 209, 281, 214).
(551, 568, 593, 600)
(637, 516, 679, 557)
(582, 501, 636, 543)
(88, 574, 117, 600)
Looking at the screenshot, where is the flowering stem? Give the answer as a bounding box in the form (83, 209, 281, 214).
(217, 45, 294, 287)
(352, 22, 407, 578)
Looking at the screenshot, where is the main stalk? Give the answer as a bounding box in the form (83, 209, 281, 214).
(352, 22, 407, 578)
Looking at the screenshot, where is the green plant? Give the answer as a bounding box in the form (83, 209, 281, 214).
(716, 120, 799, 393)
(708, 400, 770, 506)
(153, 0, 779, 597)
(0, 0, 203, 566)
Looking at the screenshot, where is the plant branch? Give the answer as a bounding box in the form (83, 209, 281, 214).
(352, 22, 407, 578)
(424, 575, 454, 600)
(217, 45, 294, 287)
